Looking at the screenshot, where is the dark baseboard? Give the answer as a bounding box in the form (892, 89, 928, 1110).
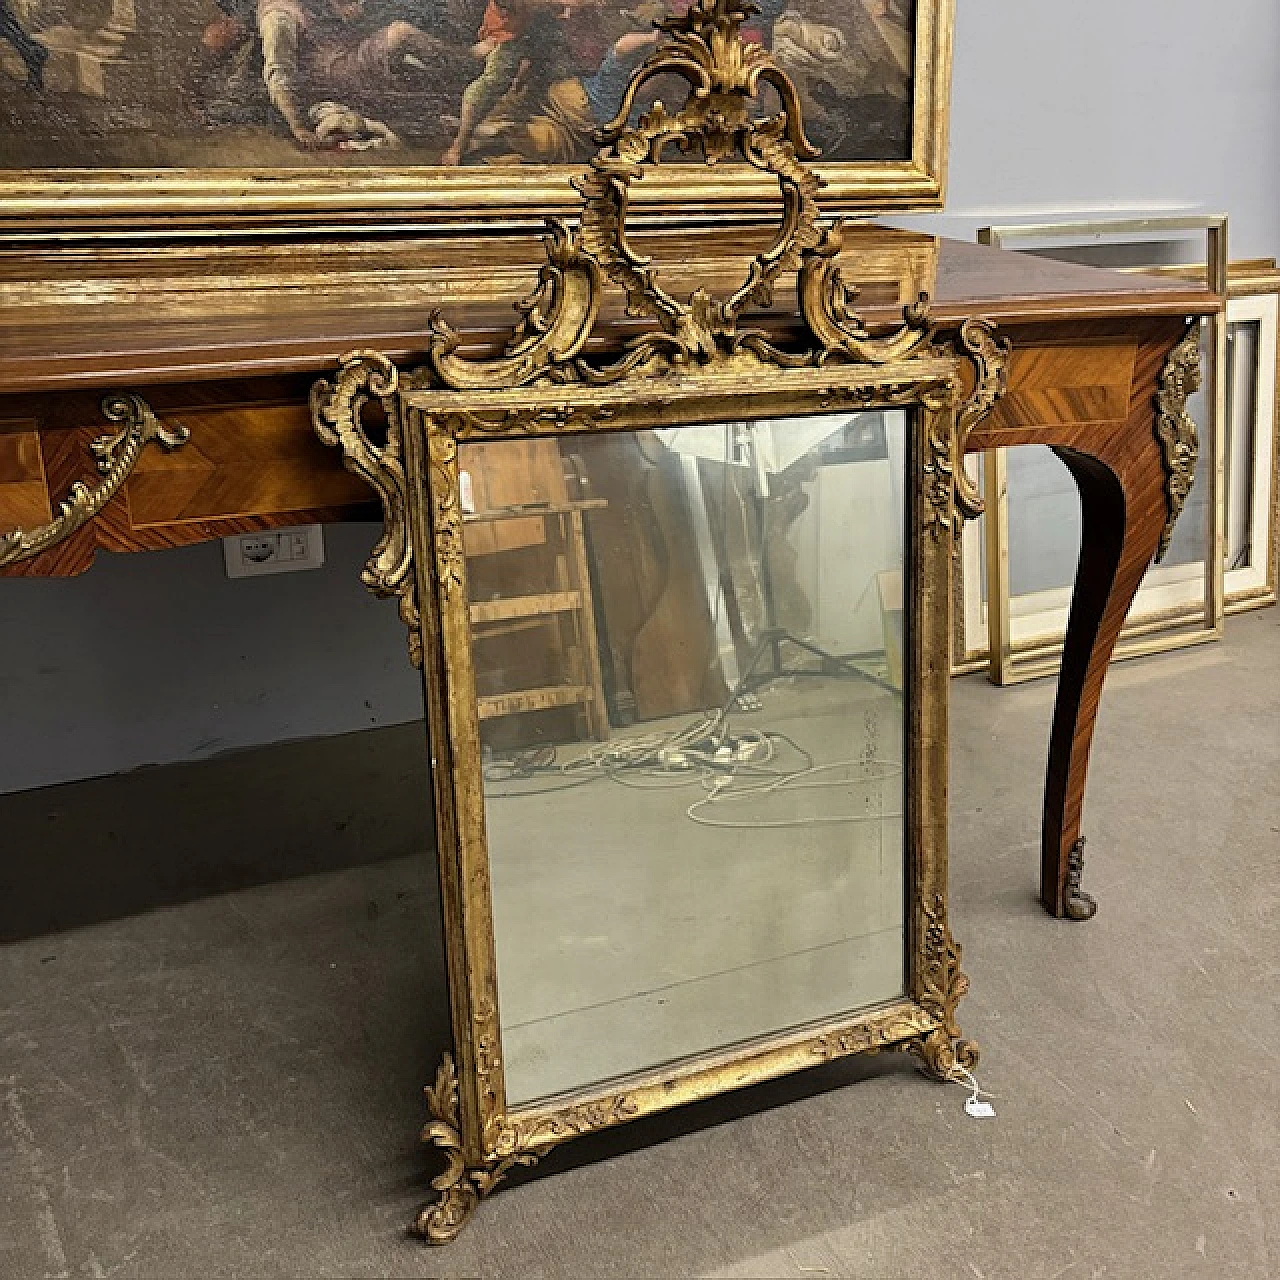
(0, 722, 434, 943)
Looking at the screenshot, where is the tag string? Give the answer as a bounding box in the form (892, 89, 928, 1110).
(946, 1063, 997, 1106)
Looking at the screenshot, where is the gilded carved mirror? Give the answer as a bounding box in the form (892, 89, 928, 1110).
(310, 0, 1003, 1243)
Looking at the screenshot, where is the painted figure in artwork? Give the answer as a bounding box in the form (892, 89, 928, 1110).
(440, 0, 574, 165)
(255, 0, 454, 147)
(0, 0, 45, 87)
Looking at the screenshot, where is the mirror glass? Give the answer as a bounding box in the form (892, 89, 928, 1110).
(459, 410, 910, 1106)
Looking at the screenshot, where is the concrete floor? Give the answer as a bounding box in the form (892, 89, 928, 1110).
(1, 610, 1276, 1278)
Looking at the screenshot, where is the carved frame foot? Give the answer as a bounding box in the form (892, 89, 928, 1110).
(412, 1054, 539, 1245)
(1063, 837, 1098, 921)
(911, 893, 981, 1082)
(911, 1028, 981, 1083)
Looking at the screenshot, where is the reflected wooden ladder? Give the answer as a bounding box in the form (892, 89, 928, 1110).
(465, 501, 610, 740)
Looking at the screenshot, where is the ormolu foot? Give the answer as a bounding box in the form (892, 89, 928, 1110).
(1064, 837, 1098, 921)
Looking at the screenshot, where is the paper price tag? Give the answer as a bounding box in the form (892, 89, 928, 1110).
(965, 1096, 996, 1119)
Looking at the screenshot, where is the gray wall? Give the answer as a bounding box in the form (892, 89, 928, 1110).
(896, 0, 1280, 257)
(0, 527, 424, 794)
(2, 0, 1277, 794)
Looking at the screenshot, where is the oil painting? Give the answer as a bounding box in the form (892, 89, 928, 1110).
(0, 0, 949, 231)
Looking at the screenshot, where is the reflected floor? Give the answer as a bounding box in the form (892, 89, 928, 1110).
(485, 675, 905, 1106)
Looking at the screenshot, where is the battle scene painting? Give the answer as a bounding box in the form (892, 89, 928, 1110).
(0, 0, 915, 168)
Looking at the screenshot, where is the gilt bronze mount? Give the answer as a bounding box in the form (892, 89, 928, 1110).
(1154, 321, 1205, 563)
(0, 394, 190, 570)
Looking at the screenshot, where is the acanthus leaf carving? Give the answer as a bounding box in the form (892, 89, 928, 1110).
(425, 428, 466, 603)
(911, 893, 980, 1081)
(310, 350, 422, 667)
(415, 1053, 540, 1245)
(414, 1051, 639, 1244)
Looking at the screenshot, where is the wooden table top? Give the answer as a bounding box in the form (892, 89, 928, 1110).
(0, 229, 1217, 395)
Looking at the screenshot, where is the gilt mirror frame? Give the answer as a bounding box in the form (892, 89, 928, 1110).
(310, 0, 1005, 1242)
(0, 0, 953, 239)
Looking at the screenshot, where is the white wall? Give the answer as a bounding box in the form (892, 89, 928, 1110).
(2, 0, 1277, 794)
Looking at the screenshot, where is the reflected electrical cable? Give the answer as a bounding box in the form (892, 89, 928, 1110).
(482, 706, 902, 833)
(686, 758, 903, 829)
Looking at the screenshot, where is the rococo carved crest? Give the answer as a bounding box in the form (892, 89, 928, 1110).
(311, 0, 1007, 670)
(425, 0, 939, 387)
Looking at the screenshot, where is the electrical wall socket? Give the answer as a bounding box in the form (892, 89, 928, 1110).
(223, 525, 325, 578)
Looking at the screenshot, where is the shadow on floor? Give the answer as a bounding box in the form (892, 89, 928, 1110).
(0, 721, 433, 942)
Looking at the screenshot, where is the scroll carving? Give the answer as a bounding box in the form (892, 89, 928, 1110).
(415, 1052, 639, 1244)
(1153, 322, 1203, 562)
(949, 318, 1011, 523)
(0, 394, 189, 569)
(911, 893, 980, 1081)
(310, 350, 422, 667)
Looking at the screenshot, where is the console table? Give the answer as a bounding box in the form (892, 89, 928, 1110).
(0, 227, 1218, 919)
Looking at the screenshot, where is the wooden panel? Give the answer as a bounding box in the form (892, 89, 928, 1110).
(125, 400, 371, 526)
(477, 685, 593, 720)
(470, 591, 582, 625)
(461, 441, 569, 557)
(984, 338, 1137, 433)
(0, 379, 379, 577)
(0, 425, 51, 531)
(0, 231, 1215, 396)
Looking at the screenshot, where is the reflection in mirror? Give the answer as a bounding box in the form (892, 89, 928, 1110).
(459, 411, 910, 1106)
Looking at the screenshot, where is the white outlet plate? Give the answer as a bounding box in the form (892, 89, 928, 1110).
(223, 525, 326, 578)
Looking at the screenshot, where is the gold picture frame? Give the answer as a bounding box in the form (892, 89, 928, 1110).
(0, 0, 955, 240)
(1221, 262, 1280, 614)
(309, 0, 1001, 1240)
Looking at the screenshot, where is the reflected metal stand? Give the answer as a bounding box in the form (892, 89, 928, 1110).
(720, 422, 902, 714)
